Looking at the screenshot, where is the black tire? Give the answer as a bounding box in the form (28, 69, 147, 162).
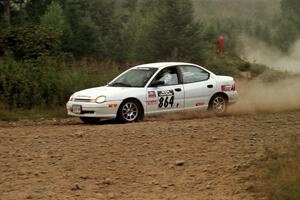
(117, 99, 143, 123)
(80, 117, 100, 124)
(208, 94, 228, 115)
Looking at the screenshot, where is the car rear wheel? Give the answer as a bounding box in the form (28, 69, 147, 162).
(117, 99, 143, 123)
(80, 117, 100, 124)
(209, 94, 228, 114)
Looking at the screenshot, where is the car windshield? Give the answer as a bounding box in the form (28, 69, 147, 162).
(108, 67, 158, 87)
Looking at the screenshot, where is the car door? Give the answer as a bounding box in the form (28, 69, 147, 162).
(179, 65, 216, 110)
(146, 66, 184, 113)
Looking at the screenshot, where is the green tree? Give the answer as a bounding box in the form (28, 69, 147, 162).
(62, 0, 123, 60)
(281, 0, 300, 30)
(25, 0, 52, 23)
(70, 16, 100, 58)
(266, 0, 300, 51)
(1, 25, 61, 60)
(152, 0, 204, 60)
(40, 1, 66, 33)
(0, 0, 28, 27)
(124, 0, 205, 62)
(122, 6, 157, 61)
(273, 19, 299, 52)
(0, 0, 11, 27)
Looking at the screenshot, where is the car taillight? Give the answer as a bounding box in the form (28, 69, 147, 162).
(221, 80, 236, 92)
(232, 80, 236, 91)
(221, 85, 231, 91)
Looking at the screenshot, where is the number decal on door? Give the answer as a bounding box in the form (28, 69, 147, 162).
(158, 90, 175, 108)
(158, 96, 174, 108)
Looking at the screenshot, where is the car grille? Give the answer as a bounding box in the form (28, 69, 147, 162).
(75, 98, 91, 102)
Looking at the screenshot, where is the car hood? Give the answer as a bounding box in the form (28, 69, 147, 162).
(73, 86, 137, 100)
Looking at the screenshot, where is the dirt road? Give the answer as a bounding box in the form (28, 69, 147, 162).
(1, 110, 300, 200)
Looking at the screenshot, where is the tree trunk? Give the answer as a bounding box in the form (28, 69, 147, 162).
(3, 0, 11, 28)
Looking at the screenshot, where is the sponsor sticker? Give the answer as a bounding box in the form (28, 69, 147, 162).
(146, 100, 158, 105)
(148, 91, 157, 98)
(158, 90, 174, 97)
(196, 102, 205, 107)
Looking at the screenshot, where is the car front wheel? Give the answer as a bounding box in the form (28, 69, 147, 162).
(209, 94, 228, 114)
(117, 99, 143, 123)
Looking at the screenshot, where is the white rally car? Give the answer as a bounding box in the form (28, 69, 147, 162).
(66, 62, 238, 124)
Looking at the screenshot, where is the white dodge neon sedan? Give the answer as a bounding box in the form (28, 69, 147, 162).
(66, 62, 238, 124)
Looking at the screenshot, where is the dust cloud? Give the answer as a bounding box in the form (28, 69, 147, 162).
(230, 77, 300, 113)
(148, 77, 300, 122)
(240, 36, 300, 73)
(235, 36, 300, 113)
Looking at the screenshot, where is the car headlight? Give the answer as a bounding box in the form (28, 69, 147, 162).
(69, 96, 75, 102)
(95, 96, 106, 104)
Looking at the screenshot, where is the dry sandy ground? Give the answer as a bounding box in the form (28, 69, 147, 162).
(0, 110, 300, 200)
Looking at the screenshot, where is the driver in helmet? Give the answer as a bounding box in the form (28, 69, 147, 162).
(159, 69, 172, 85)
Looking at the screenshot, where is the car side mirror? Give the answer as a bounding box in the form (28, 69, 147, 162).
(150, 80, 165, 87)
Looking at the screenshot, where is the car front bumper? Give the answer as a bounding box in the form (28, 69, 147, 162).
(66, 101, 122, 119)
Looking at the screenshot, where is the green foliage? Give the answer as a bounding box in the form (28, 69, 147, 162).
(273, 19, 299, 52)
(238, 62, 251, 72)
(25, 0, 52, 23)
(203, 50, 246, 77)
(62, 0, 123, 60)
(152, 0, 205, 61)
(118, 0, 138, 22)
(193, 0, 280, 21)
(0, 55, 121, 109)
(0, 104, 67, 121)
(281, 0, 300, 30)
(68, 16, 101, 58)
(1, 25, 61, 60)
(122, 4, 157, 62)
(257, 69, 290, 83)
(259, 140, 300, 200)
(192, 0, 300, 53)
(250, 63, 268, 77)
(245, 0, 300, 52)
(0, 0, 288, 113)
(253, 23, 272, 44)
(40, 1, 66, 34)
(124, 0, 205, 62)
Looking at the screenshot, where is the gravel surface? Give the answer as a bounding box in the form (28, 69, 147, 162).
(1, 110, 300, 200)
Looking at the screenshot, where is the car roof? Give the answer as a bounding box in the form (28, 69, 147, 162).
(132, 62, 198, 69)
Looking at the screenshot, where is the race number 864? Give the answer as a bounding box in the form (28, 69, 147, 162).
(158, 96, 174, 108)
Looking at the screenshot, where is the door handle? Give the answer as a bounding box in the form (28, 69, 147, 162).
(207, 84, 213, 88)
(175, 88, 182, 92)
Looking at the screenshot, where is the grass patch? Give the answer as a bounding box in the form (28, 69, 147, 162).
(0, 56, 123, 111)
(258, 139, 300, 200)
(0, 107, 67, 121)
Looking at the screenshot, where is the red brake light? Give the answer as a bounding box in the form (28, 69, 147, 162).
(221, 80, 236, 92)
(221, 85, 231, 91)
(232, 80, 236, 91)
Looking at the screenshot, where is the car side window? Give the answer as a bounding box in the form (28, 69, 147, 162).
(180, 66, 210, 83)
(152, 67, 179, 86)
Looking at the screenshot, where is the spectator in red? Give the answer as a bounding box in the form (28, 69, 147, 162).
(218, 34, 224, 53)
